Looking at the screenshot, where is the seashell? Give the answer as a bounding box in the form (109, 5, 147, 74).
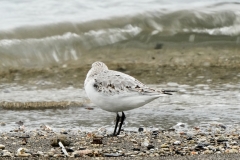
(16, 148, 31, 157)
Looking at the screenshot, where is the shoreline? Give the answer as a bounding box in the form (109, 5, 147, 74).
(0, 101, 84, 110)
(1, 43, 240, 86)
(1, 65, 239, 89)
(0, 125, 240, 159)
(1, 43, 240, 73)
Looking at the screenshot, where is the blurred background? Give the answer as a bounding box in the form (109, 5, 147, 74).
(0, 0, 240, 132)
(0, 0, 240, 74)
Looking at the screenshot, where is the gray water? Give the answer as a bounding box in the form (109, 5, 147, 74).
(1, 0, 238, 30)
(1, 82, 239, 133)
(1, 1, 240, 71)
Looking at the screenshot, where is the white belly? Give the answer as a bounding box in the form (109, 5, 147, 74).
(85, 80, 160, 112)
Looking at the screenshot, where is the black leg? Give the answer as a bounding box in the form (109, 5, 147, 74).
(113, 113, 120, 136)
(117, 112, 126, 135)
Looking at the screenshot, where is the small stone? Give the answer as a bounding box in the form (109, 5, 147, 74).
(160, 144, 169, 148)
(141, 139, 149, 147)
(132, 148, 140, 151)
(190, 151, 198, 155)
(93, 138, 103, 144)
(187, 136, 193, 140)
(154, 153, 160, 156)
(204, 150, 213, 154)
(138, 152, 145, 156)
(36, 151, 44, 156)
(150, 148, 155, 152)
(53, 154, 63, 157)
(85, 107, 94, 110)
(195, 143, 205, 150)
(117, 134, 125, 138)
(218, 124, 226, 129)
(94, 135, 103, 138)
(16, 121, 24, 126)
(225, 149, 238, 153)
(138, 127, 144, 132)
(66, 148, 74, 152)
(16, 148, 31, 157)
(168, 128, 175, 132)
(73, 149, 93, 157)
(152, 130, 159, 135)
(149, 153, 155, 157)
(124, 152, 132, 156)
(0, 144, 5, 149)
(173, 141, 181, 145)
(231, 146, 239, 149)
(50, 134, 71, 146)
(47, 151, 54, 157)
(230, 141, 238, 145)
(154, 43, 163, 49)
(104, 153, 122, 157)
(147, 145, 155, 150)
(217, 136, 227, 142)
(61, 131, 68, 134)
(130, 139, 138, 144)
(2, 150, 12, 157)
(40, 124, 52, 131)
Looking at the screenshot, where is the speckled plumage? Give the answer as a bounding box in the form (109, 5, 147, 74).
(84, 61, 170, 112)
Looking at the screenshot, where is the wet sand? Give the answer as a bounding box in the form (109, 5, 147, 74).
(1, 44, 240, 84)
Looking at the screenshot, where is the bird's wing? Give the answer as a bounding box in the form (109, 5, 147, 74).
(92, 70, 171, 95)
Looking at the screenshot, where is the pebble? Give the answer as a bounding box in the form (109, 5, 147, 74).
(36, 151, 44, 156)
(141, 139, 149, 147)
(50, 134, 71, 146)
(0, 124, 240, 158)
(217, 136, 227, 142)
(160, 144, 169, 148)
(16, 148, 31, 157)
(72, 149, 93, 157)
(104, 153, 122, 157)
(0, 144, 5, 150)
(138, 127, 144, 132)
(1, 150, 12, 157)
(173, 141, 181, 145)
(0, 122, 6, 126)
(147, 145, 155, 150)
(47, 151, 54, 157)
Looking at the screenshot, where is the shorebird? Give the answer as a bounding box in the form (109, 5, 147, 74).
(84, 61, 175, 136)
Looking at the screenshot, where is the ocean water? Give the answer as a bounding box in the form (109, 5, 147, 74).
(1, 83, 240, 132)
(0, 0, 240, 71)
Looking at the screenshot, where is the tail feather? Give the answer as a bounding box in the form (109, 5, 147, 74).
(162, 89, 177, 95)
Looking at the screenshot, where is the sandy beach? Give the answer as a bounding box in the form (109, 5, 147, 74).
(1, 123, 240, 159)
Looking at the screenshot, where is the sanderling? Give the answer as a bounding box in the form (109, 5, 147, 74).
(84, 61, 176, 136)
